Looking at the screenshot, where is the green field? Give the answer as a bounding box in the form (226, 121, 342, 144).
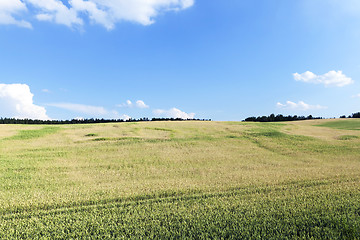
(0, 119, 359, 239)
(316, 118, 360, 131)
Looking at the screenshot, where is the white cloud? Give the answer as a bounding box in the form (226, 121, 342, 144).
(135, 100, 149, 109)
(0, 0, 32, 28)
(108, 110, 131, 120)
(70, 0, 113, 29)
(48, 102, 107, 115)
(47, 102, 132, 120)
(153, 107, 195, 119)
(293, 70, 354, 87)
(85, 0, 194, 28)
(276, 101, 327, 111)
(352, 93, 360, 98)
(0, 83, 50, 120)
(1, 0, 194, 29)
(117, 100, 133, 108)
(117, 99, 149, 108)
(121, 114, 131, 121)
(25, 0, 83, 28)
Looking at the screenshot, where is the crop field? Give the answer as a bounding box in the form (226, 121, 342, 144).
(0, 119, 359, 239)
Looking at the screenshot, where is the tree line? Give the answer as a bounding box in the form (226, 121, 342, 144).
(340, 112, 360, 119)
(244, 114, 322, 122)
(0, 117, 211, 125)
(244, 112, 360, 122)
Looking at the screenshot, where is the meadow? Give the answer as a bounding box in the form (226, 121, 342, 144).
(0, 119, 359, 239)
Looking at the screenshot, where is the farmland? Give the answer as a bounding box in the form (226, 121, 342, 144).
(0, 119, 359, 239)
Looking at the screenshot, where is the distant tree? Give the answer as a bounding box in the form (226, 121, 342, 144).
(352, 112, 360, 118)
(244, 113, 322, 122)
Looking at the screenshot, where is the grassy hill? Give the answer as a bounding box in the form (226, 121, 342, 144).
(0, 119, 359, 238)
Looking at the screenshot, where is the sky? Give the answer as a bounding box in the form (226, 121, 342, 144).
(0, 0, 359, 121)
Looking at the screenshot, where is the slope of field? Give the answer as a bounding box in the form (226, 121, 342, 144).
(316, 118, 360, 131)
(0, 120, 359, 238)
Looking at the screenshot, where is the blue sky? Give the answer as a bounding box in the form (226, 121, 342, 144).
(0, 0, 359, 120)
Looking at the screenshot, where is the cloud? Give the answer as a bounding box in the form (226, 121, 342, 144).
(121, 114, 131, 121)
(0, 0, 32, 28)
(48, 102, 108, 115)
(276, 101, 327, 111)
(108, 110, 131, 120)
(47, 102, 132, 120)
(1, 0, 194, 29)
(117, 100, 133, 108)
(135, 100, 149, 109)
(0, 83, 50, 120)
(153, 107, 195, 119)
(293, 70, 354, 87)
(73, 113, 130, 120)
(74, 0, 194, 29)
(352, 93, 360, 98)
(25, 0, 83, 28)
(70, 0, 113, 29)
(117, 100, 149, 108)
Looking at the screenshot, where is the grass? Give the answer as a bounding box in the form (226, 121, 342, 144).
(85, 133, 98, 137)
(315, 119, 360, 130)
(338, 135, 359, 140)
(4, 126, 59, 140)
(0, 120, 359, 238)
